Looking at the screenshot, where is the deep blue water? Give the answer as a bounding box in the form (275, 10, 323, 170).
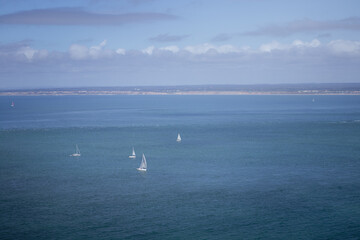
(0, 95, 360, 239)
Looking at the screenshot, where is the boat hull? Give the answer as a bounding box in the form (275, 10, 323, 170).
(137, 168, 146, 172)
(129, 155, 136, 159)
(70, 153, 81, 157)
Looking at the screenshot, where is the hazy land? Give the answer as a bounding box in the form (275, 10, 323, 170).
(1, 83, 360, 96)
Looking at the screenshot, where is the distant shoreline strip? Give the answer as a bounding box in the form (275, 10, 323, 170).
(1, 91, 360, 96)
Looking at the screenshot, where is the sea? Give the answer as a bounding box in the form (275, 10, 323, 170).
(0, 95, 359, 239)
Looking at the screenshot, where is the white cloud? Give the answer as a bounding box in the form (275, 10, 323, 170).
(328, 40, 360, 55)
(159, 45, 179, 53)
(259, 41, 284, 52)
(2, 39, 360, 88)
(69, 44, 88, 60)
(36, 49, 49, 59)
(116, 48, 126, 55)
(184, 43, 214, 54)
(17, 46, 36, 60)
(16, 46, 49, 61)
(142, 46, 155, 55)
(259, 39, 321, 52)
(184, 43, 244, 54)
(100, 40, 107, 47)
(69, 40, 113, 60)
(3, 38, 360, 65)
(292, 39, 320, 48)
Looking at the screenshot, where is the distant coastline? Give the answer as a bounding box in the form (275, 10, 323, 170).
(1, 90, 360, 96)
(1, 83, 360, 96)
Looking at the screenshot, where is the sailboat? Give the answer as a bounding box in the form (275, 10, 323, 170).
(137, 154, 147, 172)
(11, 101, 14, 107)
(176, 133, 181, 142)
(129, 147, 136, 159)
(70, 144, 81, 157)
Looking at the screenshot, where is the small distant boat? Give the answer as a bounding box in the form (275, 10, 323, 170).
(129, 147, 136, 159)
(70, 144, 81, 157)
(176, 133, 181, 142)
(11, 101, 14, 107)
(312, 98, 315, 102)
(137, 154, 147, 172)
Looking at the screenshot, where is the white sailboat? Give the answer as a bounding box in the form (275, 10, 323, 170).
(129, 147, 136, 159)
(11, 101, 14, 107)
(137, 154, 147, 171)
(176, 133, 181, 142)
(70, 144, 81, 157)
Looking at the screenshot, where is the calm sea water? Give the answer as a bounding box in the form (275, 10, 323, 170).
(1, 95, 360, 239)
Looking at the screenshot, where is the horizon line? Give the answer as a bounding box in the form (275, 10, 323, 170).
(2, 82, 360, 92)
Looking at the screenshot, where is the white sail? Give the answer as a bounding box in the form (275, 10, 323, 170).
(70, 144, 81, 157)
(76, 145, 80, 154)
(129, 147, 136, 159)
(176, 133, 181, 142)
(137, 154, 147, 171)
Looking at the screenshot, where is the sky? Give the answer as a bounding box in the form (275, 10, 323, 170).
(0, 0, 360, 89)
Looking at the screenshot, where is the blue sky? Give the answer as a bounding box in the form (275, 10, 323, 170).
(0, 0, 360, 89)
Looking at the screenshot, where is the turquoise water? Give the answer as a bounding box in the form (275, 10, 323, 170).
(1, 95, 360, 239)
